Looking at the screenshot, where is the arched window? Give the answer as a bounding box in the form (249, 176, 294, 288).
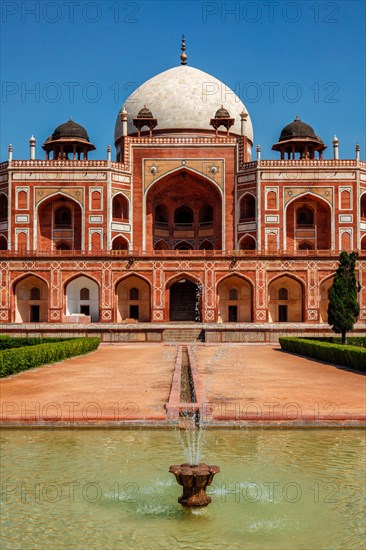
(112, 236, 129, 250)
(199, 240, 214, 250)
(298, 241, 313, 250)
(361, 194, 366, 218)
(340, 190, 351, 210)
(266, 191, 277, 210)
(174, 206, 193, 225)
(30, 287, 41, 300)
(199, 204, 213, 224)
(112, 194, 128, 220)
(154, 240, 169, 250)
(240, 235, 256, 250)
(129, 288, 139, 300)
(297, 207, 314, 226)
(56, 242, 71, 251)
(0, 194, 8, 220)
(229, 288, 238, 300)
(0, 236, 7, 250)
(55, 206, 72, 227)
(278, 287, 288, 300)
(155, 204, 168, 224)
(80, 288, 90, 301)
(91, 191, 101, 210)
(174, 241, 193, 250)
(240, 194, 256, 221)
(17, 190, 28, 209)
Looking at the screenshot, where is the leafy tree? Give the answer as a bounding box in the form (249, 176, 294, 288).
(328, 251, 361, 344)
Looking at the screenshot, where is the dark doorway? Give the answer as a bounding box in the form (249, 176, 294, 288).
(170, 279, 200, 321)
(129, 305, 139, 320)
(278, 305, 288, 322)
(30, 305, 40, 322)
(80, 305, 90, 316)
(228, 305, 238, 322)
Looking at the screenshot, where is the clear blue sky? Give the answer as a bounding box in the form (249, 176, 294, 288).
(1, 0, 365, 160)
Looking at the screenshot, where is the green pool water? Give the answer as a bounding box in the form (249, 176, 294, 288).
(1, 429, 365, 549)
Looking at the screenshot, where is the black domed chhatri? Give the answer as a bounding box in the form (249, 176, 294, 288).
(52, 118, 90, 141)
(278, 116, 319, 142)
(42, 117, 95, 160)
(272, 115, 326, 160)
(137, 106, 154, 119)
(210, 105, 235, 136)
(215, 106, 231, 119)
(133, 106, 158, 137)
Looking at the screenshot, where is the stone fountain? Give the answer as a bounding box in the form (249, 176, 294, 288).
(168, 345, 220, 507)
(169, 462, 220, 507)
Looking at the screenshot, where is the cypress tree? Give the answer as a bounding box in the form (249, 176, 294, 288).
(328, 251, 360, 345)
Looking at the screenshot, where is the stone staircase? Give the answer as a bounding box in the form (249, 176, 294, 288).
(164, 327, 205, 342)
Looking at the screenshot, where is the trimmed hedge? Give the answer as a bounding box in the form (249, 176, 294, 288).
(0, 337, 100, 377)
(279, 337, 366, 372)
(304, 337, 366, 348)
(0, 336, 70, 350)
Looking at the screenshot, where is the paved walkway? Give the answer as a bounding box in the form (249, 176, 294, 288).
(0, 344, 176, 424)
(0, 344, 364, 425)
(193, 345, 366, 423)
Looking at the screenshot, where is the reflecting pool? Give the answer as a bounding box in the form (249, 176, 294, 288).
(1, 429, 365, 549)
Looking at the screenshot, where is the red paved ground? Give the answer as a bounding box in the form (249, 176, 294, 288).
(193, 344, 366, 423)
(0, 344, 365, 425)
(0, 344, 176, 424)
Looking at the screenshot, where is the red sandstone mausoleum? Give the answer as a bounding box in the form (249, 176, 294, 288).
(0, 41, 365, 339)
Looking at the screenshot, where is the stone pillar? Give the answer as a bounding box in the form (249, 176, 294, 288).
(29, 135, 36, 160)
(333, 135, 339, 159)
(121, 107, 128, 137)
(8, 144, 12, 162)
(256, 144, 261, 162)
(356, 143, 360, 161)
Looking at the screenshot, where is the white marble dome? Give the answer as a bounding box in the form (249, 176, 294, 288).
(114, 65, 253, 142)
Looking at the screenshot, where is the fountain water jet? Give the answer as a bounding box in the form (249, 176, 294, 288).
(168, 346, 220, 507)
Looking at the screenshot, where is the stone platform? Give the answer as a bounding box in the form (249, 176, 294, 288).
(1, 322, 366, 343)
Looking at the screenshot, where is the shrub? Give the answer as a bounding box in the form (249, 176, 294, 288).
(0, 337, 100, 377)
(279, 337, 366, 372)
(0, 336, 69, 350)
(304, 337, 366, 348)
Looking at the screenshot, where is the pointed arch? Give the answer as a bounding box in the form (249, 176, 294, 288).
(0, 193, 8, 221)
(64, 274, 100, 322)
(115, 274, 151, 322)
(285, 192, 332, 251)
(0, 235, 7, 250)
(174, 241, 194, 250)
(13, 274, 49, 323)
(146, 166, 224, 197)
(268, 273, 304, 322)
(238, 234, 256, 250)
(319, 274, 335, 323)
(239, 192, 256, 222)
(111, 235, 129, 250)
(217, 273, 253, 322)
(36, 192, 83, 252)
(112, 193, 129, 221)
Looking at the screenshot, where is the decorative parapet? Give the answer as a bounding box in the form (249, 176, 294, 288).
(241, 159, 365, 170)
(1, 248, 364, 260)
(126, 136, 237, 146)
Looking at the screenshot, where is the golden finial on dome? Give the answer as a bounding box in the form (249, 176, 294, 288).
(180, 34, 187, 65)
